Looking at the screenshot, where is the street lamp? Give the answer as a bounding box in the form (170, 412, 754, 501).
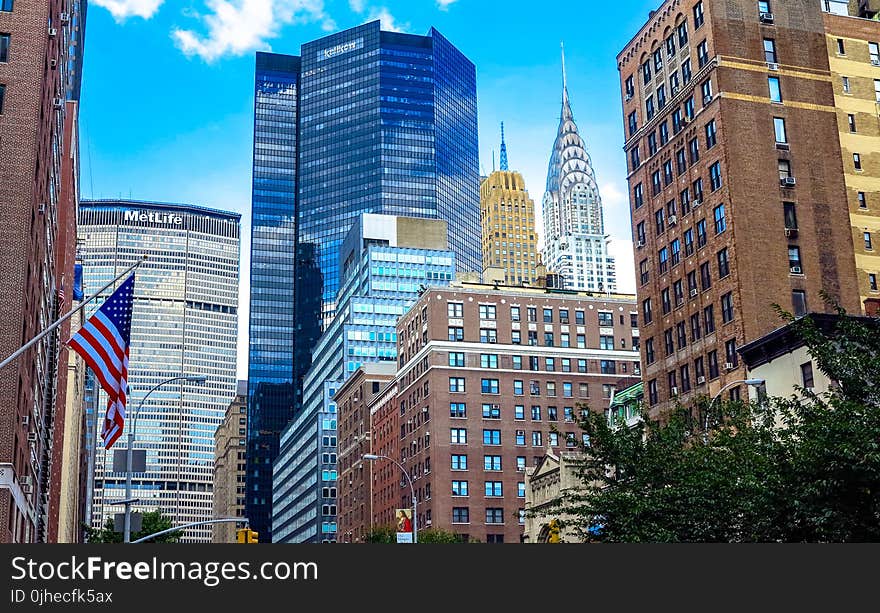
(362, 453, 417, 544)
(123, 374, 207, 543)
(704, 378, 765, 435)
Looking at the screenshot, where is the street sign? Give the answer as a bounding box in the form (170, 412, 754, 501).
(113, 449, 146, 473)
(114, 512, 142, 533)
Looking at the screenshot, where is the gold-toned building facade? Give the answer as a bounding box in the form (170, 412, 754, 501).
(212, 381, 248, 543)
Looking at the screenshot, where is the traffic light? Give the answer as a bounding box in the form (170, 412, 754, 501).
(236, 528, 258, 543)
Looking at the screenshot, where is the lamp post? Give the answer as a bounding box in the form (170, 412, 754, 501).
(362, 453, 417, 544)
(704, 378, 765, 434)
(123, 374, 207, 543)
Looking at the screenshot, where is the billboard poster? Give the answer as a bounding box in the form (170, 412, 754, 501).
(396, 508, 413, 543)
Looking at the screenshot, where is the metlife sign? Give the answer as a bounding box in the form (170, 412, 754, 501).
(123, 210, 184, 226)
(317, 38, 363, 62)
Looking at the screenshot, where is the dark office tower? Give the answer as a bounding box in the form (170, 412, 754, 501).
(246, 21, 480, 542)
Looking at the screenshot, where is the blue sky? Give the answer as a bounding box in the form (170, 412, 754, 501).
(81, 0, 660, 376)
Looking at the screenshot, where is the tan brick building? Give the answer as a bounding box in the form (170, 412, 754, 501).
(618, 0, 861, 417)
(823, 11, 880, 314)
(212, 381, 248, 543)
(336, 363, 396, 543)
(385, 284, 638, 543)
(0, 0, 84, 542)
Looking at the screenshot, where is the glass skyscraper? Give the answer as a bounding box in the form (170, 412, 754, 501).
(247, 21, 480, 541)
(79, 200, 240, 543)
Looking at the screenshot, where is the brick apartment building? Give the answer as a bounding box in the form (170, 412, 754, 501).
(0, 0, 85, 542)
(336, 363, 396, 543)
(213, 381, 248, 543)
(367, 284, 639, 543)
(618, 0, 861, 417)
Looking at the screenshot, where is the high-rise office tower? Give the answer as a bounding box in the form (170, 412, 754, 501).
(821, 5, 880, 315)
(80, 200, 240, 543)
(480, 125, 542, 285)
(541, 49, 617, 293)
(0, 0, 86, 543)
(272, 214, 455, 542)
(247, 21, 480, 541)
(618, 0, 860, 417)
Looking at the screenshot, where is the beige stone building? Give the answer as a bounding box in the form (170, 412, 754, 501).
(212, 381, 248, 543)
(823, 10, 880, 315)
(523, 450, 587, 543)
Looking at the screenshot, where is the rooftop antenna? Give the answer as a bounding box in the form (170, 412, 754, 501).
(561, 41, 568, 93)
(499, 122, 509, 171)
(492, 149, 496, 173)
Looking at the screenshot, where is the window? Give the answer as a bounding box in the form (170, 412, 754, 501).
(451, 428, 467, 444)
(713, 204, 726, 234)
(486, 508, 504, 524)
(514, 405, 525, 420)
(481, 378, 500, 394)
(865, 232, 874, 251)
(656, 209, 666, 235)
(783, 202, 798, 230)
(717, 248, 730, 278)
(654, 49, 664, 71)
(448, 302, 464, 317)
(694, 1, 704, 28)
(801, 362, 815, 389)
(664, 160, 674, 186)
(480, 328, 497, 344)
(544, 332, 555, 346)
(658, 84, 667, 110)
(677, 148, 687, 175)
(871, 41, 880, 64)
(648, 132, 658, 156)
(531, 431, 543, 447)
(577, 359, 587, 373)
(858, 192, 867, 209)
(452, 481, 469, 496)
(530, 380, 541, 395)
(684, 229, 695, 256)
(687, 270, 698, 294)
(774, 117, 787, 144)
(848, 114, 857, 133)
(652, 171, 662, 196)
(548, 406, 559, 421)
(693, 177, 704, 203)
(704, 304, 716, 334)
(674, 279, 684, 305)
(721, 292, 734, 323)
(700, 261, 712, 291)
(769, 77, 782, 103)
(759, 1, 771, 13)
(485, 481, 503, 497)
(450, 403, 467, 418)
(601, 360, 617, 375)
(682, 58, 692, 84)
(705, 120, 717, 149)
(452, 507, 469, 523)
(643, 298, 653, 324)
(645, 338, 656, 364)
(512, 355, 523, 370)
(449, 352, 465, 367)
(600, 335, 615, 350)
(660, 121, 669, 145)
(0, 34, 8, 63)
(633, 183, 644, 210)
(648, 379, 659, 406)
(480, 354, 499, 369)
(576, 334, 586, 348)
(792, 290, 807, 317)
(659, 247, 669, 274)
(688, 138, 700, 165)
(449, 377, 466, 393)
(709, 162, 723, 191)
(685, 95, 695, 119)
(691, 313, 702, 341)
(451, 454, 467, 470)
(662, 288, 672, 314)
(482, 403, 500, 419)
(636, 221, 646, 245)
(836, 38, 845, 55)
(788, 246, 802, 272)
(482, 429, 501, 445)
(869, 274, 878, 291)
(676, 321, 688, 349)
(530, 405, 541, 421)
(695, 356, 705, 381)
(640, 259, 650, 285)
(625, 75, 635, 98)
(527, 307, 537, 322)
(448, 327, 464, 342)
(697, 40, 709, 68)
(764, 38, 777, 63)
(725, 339, 739, 368)
(561, 333, 570, 348)
(854, 153, 862, 171)
(678, 21, 689, 46)
(666, 33, 676, 57)
(670, 71, 680, 94)
(628, 112, 638, 137)
(875, 79, 880, 103)
(778, 159, 792, 180)
(546, 382, 557, 396)
(708, 350, 720, 379)
(668, 371, 678, 394)
(559, 308, 569, 324)
(664, 328, 675, 356)
(479, 304, 497, 320)
(515, 430, 526, 445)
(0, 0, 11, 11)
(513, 380, 524, 397)
(843, 76, 851, 94)
(697, 218, 707, 248)
(511, 330, 521, 345)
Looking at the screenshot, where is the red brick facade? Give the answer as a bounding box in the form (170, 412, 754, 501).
(618, 0, 860, 418)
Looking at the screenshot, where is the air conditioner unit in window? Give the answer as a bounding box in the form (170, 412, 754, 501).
(637, 239, 645, 248)
(668, 215, 678, 226)
(790, 266, 802, 274)
(671, 86, 680, 95)
(697, 376, 707, 384)
(27, 432, 37, 443)
(19, 475, 32, 487)
(38, 203, 46, 214)
(21, 415, 29, 428)
(784, 228, 798, 238)
(488, 338, 497, 343)
(767, 62, 779, 71)
(48, 27, 58, 37)
(690, 288, 699, 297)
(22, 483, 34, 495)
(724, 362, 735, 371)
(671, 386, 679, 396)
(704, 94, 714, 104)
(625, 93, 633, 101)
(60, 12, 70, 23)
(759, 12, 774, 24)
(50, 59, 57, 68)
(53, 97, 64, 109)
(781, 177, 797, 187)
(693, 198, 703, 207)
(872, 59, 880, 67)
(776, 142, 790, 151)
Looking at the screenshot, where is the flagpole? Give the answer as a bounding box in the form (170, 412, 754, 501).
(0, 255, 147, 372)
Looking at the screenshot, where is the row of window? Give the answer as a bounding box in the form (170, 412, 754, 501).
(645, 340, 741, 405)
(450, 403, 602, 421)
(447, 302, 628, 326)
(448, 352, 636, 373)
(451, 507, 522, 525)
(449, 428, 585, 447)
(449, 377, 598, 396)
(447, 326, 637, 350)
(451, 481, 527, 498)
(641, 246, 730, 322)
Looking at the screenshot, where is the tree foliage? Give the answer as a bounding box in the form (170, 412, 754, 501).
(84, 509, 183, 543)
(557, 310, 880, 542)
(364, 525, 473, 543)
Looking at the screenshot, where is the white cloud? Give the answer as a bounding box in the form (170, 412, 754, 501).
(92, 0, 164, 21)
(348, 0, 365, 12)
(368, 7, 407, 32)
(173, 0, 331, 62)
(437, 0, 457, 10)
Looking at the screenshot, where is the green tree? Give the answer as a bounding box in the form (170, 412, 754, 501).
(557, 310, 879, 542)
(364, 525, 396, 543)
(84, 509, 183, 543)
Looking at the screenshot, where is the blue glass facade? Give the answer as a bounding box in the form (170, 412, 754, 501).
(248, 22, 480, 541)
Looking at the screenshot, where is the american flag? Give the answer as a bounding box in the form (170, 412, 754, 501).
(68, 274, 135, 449)
(57, 283, 66, 309)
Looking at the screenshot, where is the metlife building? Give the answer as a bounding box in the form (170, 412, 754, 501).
(248, 20, 481, 541)
(79, 200, 240, 543)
